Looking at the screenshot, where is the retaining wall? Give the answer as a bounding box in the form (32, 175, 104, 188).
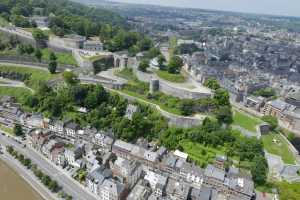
(135, 69, 212, 100)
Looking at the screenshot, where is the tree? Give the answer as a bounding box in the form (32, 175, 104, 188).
(253, 87, 276, 98)
(49, 52, 57, 61)
(13, 124, 23, 136)
(204, 78, 221, 90)
(288, 132, 296, 142)
(48, 61, 57, 74)
(138, 37, 153, 51)
(261, 115, 278, 131)
(63, 71, 78, 85)
(214, 106, 233, 124)
(24, 158, 31, 169)
(34, 48, 42, 62)
(168, 56, 183, 74)
(146, 47, 160, 59)
(251, 155, 268, 185)
(24, 95, 39, 108)
(214, 88, 230, 106)
(138, 59, 149, 72)
(157, 54, 166, 70)
(179, 99, 194, 116)
(48, 180, 58, 192)
(32, 29, 48, 41)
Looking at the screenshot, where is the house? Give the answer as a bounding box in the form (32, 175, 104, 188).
(64, 121, 79, 138)
(50, 143, 65, 167)
(48, 120, 64, 136)
(27, 129, 52, 151)
(263, 99, 295, 119)
(144, 170, 168, 197)
(87, 165, 112, 195)
(24, 113, 44, 128)
(64, 145, 84, 168)
(244, 96, 266, 111)
(112, 140, 134, 160)
(180, 162, 204, 188)
(41, 139, 58, 158)
(93, 132, 114, 151)
(214, 155, 227, 170)
(83, 40, 103, 51)
(85, 150, 100, 170)
(204, 165, 225, 188)
(112, 157, 142, 188)
(99, 179, 127, 200)
(166, 179, 190, 200)
(127, 181, 151, 200)
(190, 186, 218, 200)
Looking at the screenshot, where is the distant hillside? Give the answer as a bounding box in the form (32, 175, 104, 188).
(0, 0, 126, 36)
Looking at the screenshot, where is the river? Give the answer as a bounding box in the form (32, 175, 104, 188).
(0, 159, 43, 200)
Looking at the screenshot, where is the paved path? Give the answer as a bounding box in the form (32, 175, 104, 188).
(0, 133, 98, 200)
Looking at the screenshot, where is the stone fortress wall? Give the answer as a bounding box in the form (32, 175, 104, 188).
(134, 68, 212, 100)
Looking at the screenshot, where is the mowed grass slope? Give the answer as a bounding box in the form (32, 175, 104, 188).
(0, 86, 32, 101)
(262, 133, 296, 164)
(233, 110, 262, 132)
(156, 70, 186, 83)
(41, 49, 77, 66)
(180, 139, 226, 167)
(0, 65, 58, 89)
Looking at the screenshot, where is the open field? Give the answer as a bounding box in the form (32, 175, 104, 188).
(179, 139, 226, 167)
(0, 124, 13, 135)
(114, 68, 137, 81)
(276, 181, 300, 200)
(0, 65, 58, 89)
(121, 89, 182, 115)
(0, 16, 8, 26)
(156, 70, 186, 83)
(233, 110, 262, 132)
(0, 48, 77, 66)
(41, 49, 77, 66)
(262, 133, 296, 164)
(0, 86, 32, 102)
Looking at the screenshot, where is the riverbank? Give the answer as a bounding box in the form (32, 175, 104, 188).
(0, 158, 43, 200)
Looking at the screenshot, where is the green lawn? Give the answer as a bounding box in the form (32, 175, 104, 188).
(276, 181, 300, 200)
(233, 110, 262, 132)
(0, 124, 13, 135)
(179, 139, 226, 167)
(0, 86, 32, 102)
(0, 48, 77, 66)
(156, 70, 186, 83)
(114, 68, 137, 81)
(121, 89, 182, 115)
(0, 65, 57, 89)
(262, 133, 296, 164)
(41, 49, 77, 66)
(0, 16, 8, 26)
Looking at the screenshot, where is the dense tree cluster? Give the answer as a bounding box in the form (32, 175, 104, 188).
(204, 78, 221, 90)
(104, 28, 154, 53)
(23, 81, 167, 142)
(159, 118, 267, 185)
(0, 0, 125, 33)
(253, 87, 276, 98)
